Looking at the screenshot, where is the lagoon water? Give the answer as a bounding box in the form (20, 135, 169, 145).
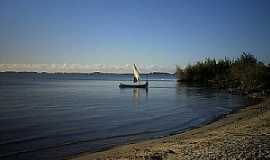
(0, 73, 252, 160)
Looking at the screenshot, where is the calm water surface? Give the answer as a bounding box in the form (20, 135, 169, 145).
(0, 73, 252, 160)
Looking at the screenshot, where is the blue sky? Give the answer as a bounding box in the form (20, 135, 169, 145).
(0, 0, 270, 73)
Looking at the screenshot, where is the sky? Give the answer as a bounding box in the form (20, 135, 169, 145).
(0, 0, 270, 73)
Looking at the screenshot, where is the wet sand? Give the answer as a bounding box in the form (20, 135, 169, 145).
(70, 97, 270, 160)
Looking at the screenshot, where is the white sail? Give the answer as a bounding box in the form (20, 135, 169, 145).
(133, 64, 140, 83)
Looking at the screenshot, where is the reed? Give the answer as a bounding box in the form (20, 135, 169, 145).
(176, 52, 270, 94)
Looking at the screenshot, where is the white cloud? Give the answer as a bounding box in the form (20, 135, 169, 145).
(0, 64, 176, 73)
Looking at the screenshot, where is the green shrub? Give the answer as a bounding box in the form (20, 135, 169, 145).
(177, 52, 270, 93)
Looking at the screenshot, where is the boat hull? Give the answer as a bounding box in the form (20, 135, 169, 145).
(119, 82, 148, 88)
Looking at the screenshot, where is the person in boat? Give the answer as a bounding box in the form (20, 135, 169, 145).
(119, 64, 148, 88)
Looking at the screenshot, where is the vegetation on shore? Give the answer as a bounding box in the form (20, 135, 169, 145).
(176, 53, 270, 95)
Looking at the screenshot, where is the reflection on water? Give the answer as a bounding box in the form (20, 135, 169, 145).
(132, 88, 148, 106)
(176, 82, 219, 99)
(120, 88, 148, 107)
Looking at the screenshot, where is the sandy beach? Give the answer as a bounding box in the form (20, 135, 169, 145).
(70, 97, 270, 160)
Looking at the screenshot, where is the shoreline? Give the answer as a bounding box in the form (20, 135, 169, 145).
(70, 97, 270, 160)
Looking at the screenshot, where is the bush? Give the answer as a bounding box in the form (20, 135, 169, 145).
(177, 52, 270, 93)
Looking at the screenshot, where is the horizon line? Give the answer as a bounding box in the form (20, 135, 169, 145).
(0, 71, 175, 74)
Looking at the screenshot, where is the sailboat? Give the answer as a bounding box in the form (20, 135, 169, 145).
(119, 64, 149, 88)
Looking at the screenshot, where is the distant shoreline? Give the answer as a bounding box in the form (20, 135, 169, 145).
(70, 97, 270, 160)
(0, 71, 175, 75)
